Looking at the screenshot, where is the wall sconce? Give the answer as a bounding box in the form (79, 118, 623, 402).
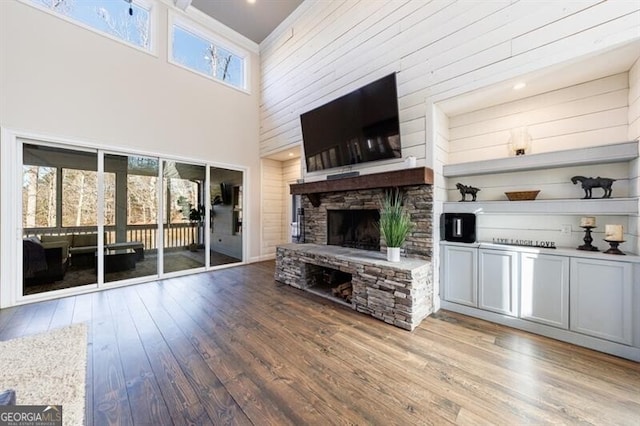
(508, 127, 532, 156)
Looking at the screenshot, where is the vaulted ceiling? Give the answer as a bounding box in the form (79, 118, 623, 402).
(190, 0, 304, 44)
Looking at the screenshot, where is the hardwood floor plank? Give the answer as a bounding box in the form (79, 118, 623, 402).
(0, 305, 18, 334)
(91, 291, 133, 426)
(155, 276, 303, 425)
(123, 284, 214, 425)
(72, 293, 93, 324)
(0, 302, 41, 340)
(1, 261, 639, 426)
(136, 283, 254, 426)
(48, 296, 76, 330)
(180, 272, 457, 425)
(20, 299, 58, 336)
(105, 288, 173, 426)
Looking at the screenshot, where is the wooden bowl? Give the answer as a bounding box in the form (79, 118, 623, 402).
(505, 190, 540, 201)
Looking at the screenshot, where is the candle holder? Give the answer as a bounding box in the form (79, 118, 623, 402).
(603, 239, 625, 255)
(577, 226, 598, 251)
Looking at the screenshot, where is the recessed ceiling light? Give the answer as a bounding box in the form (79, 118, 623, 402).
(288, 152, 294, 157)
(247, 0, 256, 4)
(513, 82, 526, 90)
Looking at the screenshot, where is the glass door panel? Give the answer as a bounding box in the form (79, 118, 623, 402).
(103, 154, 159, 282)
(163, 160, 206, 273)
(210, 167, 243, 266)
(22, 143, 98, 295)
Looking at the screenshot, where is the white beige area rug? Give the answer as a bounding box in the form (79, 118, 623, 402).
(0, 323, 87, 426)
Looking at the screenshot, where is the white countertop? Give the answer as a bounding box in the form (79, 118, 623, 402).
(440, 240, 640, 263)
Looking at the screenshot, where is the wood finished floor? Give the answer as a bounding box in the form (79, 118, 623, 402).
(1, 261, 639, 425)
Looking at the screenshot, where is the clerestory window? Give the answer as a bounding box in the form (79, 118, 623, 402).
(28, 0, 152, 51)
(170, 19, 247, 91)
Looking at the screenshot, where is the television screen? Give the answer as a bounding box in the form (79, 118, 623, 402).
(300, 73, 401, 172)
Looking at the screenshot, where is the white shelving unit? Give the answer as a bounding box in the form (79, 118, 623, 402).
(443, 198, 638, 215)
(442, 141, 639, 217)
(443, 141, 638, 177)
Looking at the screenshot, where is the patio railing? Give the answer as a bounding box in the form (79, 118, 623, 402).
(24, 223, 204, 250)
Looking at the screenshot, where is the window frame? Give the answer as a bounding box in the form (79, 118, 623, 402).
(21, 0, 158, 57)
(168, 13, 250, 94)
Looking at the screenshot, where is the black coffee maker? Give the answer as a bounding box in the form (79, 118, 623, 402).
(441, 213, 476, 243)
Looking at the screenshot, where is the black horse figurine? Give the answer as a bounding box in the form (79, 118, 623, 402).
(571, 176, 616, 199)
(456, 182, 480, 202)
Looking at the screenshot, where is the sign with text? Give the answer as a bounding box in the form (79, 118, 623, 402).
(492, 238, 556, 249)
(0, 405, 62, 426)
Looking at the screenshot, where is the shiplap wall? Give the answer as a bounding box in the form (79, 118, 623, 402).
(260, 0, 639, 164)
(447, 73, 630, 164)
(260, 158, 301, 258)
(260, 0, 640, 302)
(261, 159, 284, 258)
(629, 58, 640, 254)
(444, 73, 635, 251)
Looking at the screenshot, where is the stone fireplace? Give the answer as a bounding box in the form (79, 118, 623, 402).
(275, 167, 435, 331)
(327, 209, 380, 250)
(301, 184, 433, 259)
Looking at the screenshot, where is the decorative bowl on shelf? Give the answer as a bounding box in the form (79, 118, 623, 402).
(505, 190, 540, 201)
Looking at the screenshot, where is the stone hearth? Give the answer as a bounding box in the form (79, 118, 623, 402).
(275, 244, 432, 330)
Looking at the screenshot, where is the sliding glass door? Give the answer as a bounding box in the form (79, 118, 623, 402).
(163, 160, 206, 273)
(210, 167, 243, 266)
(103, 154, 159, 283)
(19, 138, 244, 300)
(22, 143, 98, 295)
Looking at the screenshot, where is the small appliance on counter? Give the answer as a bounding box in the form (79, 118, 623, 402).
(441, 213, 476, 243)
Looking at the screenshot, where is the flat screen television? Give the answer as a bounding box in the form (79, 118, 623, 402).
(300, 73, 401, 173)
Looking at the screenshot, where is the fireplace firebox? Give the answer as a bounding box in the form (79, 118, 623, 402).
(327, 209, 380, 251)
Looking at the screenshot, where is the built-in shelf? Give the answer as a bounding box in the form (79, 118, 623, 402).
(443, 141, 638, 177)
(442, 198, 638, 215)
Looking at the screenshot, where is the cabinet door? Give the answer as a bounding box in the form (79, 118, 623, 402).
(570, 258, 633, 345)
(478, 249, 518, 316)
(520, 253, 569, 329)
(442, 245, 477, 307)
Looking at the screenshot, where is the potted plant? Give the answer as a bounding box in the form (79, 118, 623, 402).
(379, 188, 413, 262)
(188, 204, 204, 251)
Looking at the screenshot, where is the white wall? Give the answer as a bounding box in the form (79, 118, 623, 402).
(260, 158, 284, 258)
(0, 1, 262, 262)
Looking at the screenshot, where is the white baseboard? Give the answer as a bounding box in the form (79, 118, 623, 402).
(249, 254, 275, 263)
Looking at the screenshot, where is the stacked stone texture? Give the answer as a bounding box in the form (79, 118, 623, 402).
(275, 244, 433, 330)
(301, 185, 433, 260)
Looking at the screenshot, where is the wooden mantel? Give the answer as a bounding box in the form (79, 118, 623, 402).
(290, 167, 433, 206)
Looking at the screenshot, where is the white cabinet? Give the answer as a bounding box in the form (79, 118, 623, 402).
(440, 241, 640, 361)
(478, 248, 518, 316)
(520, 253, 569, 329)
(570, 257, 634, 345)
(442, 245, 477, 307)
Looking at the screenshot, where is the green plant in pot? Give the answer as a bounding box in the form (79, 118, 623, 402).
(188, 204, 204, 251)
(379, 188, 413, 262)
